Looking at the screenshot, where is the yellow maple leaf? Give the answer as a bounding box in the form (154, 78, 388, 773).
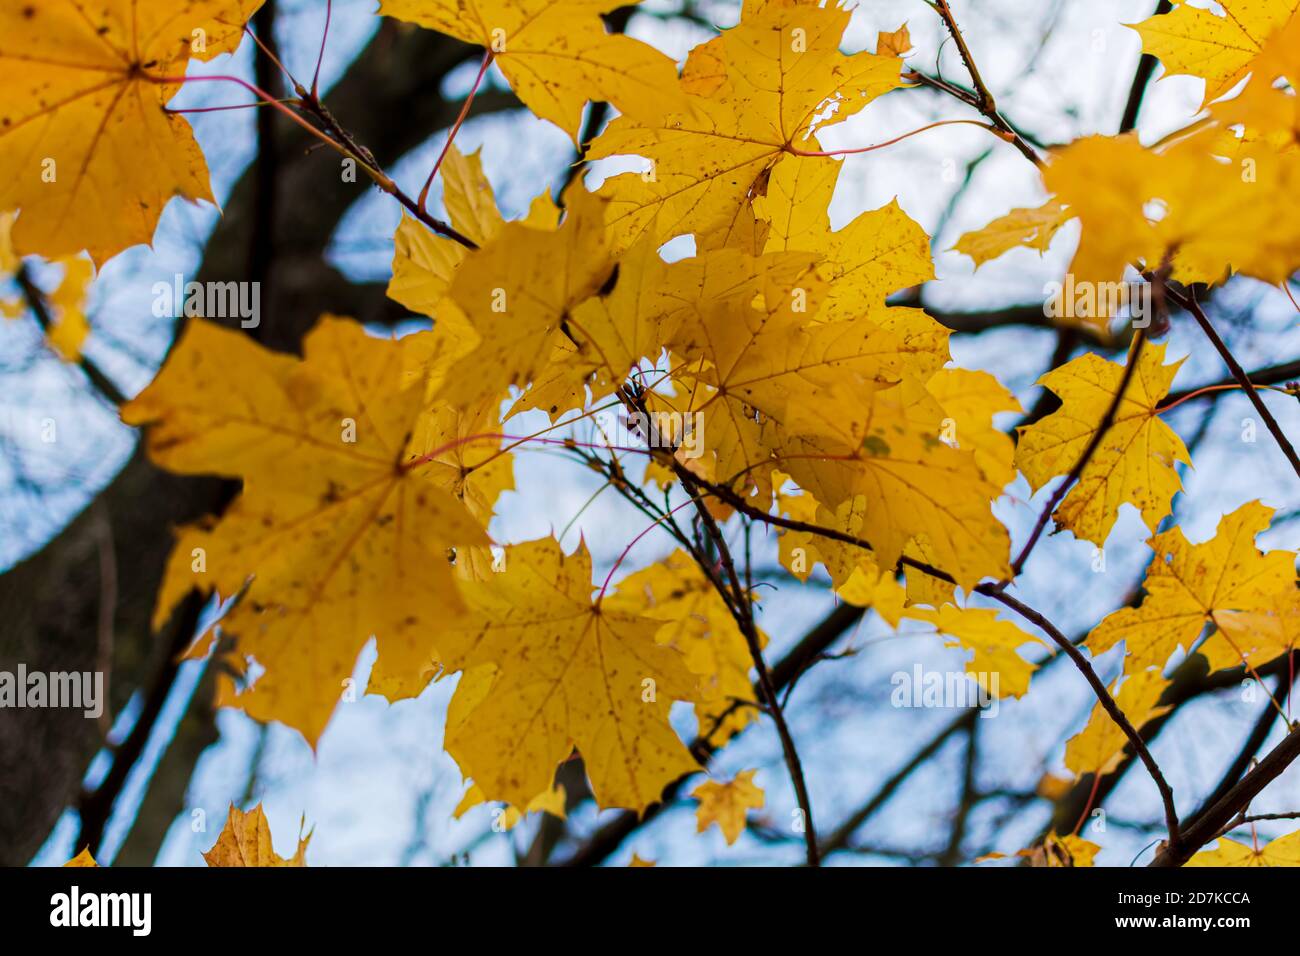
(438, 537, 701, 812)
(0, 215, 94, 363)
(388, 145, 506, 317)
(1041, 134, 1300, 306)
(434, 185, 616, 411)
(378, 0, 683, 141)
(952, 199, 1071, 267)
(692, 769, 765, 845)
(1015, 341, 1191, 548)
(123, 317, 491, 744)
(453, 779, 567, 831)
(510, 235, 693, 421)
(876, 24, 913, 58)
(1210, 12, 1300, 145)
(0, 0, 264, 263)
(664, 248, 950, 503)
(925, 368, 1022, 490)
(1215, 587, 1300, 668)
(979, 832, 1099, 866)
(1131, 0, 1299, 104)
(588, 0, 904, 251)
(778, 489, 909, 620)
(778, 376, 1011, 588)
(1188, 828, 1300, 866)
(628, 853, 656, 867)
(203, 804, 309, 867)
(1035, 772, 1074, 802)
(756, 154, 936, 323)
(1087, 501, 1296, 673)
(610, 550, 763, 745)
(905, 604, 1043, 699)
(63, 847, 99, 867)
(43, 257, 93, 363)
(1028, 832, 1101, 867)
(1064, 669, 1171, 778)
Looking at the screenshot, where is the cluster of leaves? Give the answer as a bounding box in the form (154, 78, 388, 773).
(3, 0, 1299, 865)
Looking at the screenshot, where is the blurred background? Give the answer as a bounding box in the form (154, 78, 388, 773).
(3, 0, 1298, 867)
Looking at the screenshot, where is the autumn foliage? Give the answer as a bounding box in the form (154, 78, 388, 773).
(3, 0, 1300, 868)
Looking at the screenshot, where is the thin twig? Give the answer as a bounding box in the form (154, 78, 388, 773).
(928, 0, 1042, 167)
(1169, 287, 1300, 480)
(617, 385, 822, 866)
(14, 264, 126, 407)
(1003, 329, 1149, 582)
(977, 586, 1182, 851)
(311, 0, 332, 97)
(666, 464, 1183, 849)
(1118, 1, 1173, 134)
(417, 49, 496, 215)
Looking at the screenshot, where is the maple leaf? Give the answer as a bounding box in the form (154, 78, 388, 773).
(1015, 342, 1191, 548)
(1087, 501, 1296, 673)
(438, 538, 701, 812)
(0, 0, 264, 263)
(1211, 35, 1300, 146)
(777, 376, 1012, 588)
(388, 145, 506, 317)
(925, 368, 1021, 490)
(755, 154, 937, 323)
(588, 0, 904, 251)
(692, 769, 765, 845)
(1026, 833, 1100, 867)
(1211, 12, 1300, 145)
(610, 550, 764, 745)
(203, 804, 309, 867)
(432, 185, 616, 411)
(1214, 587, 1300, 669)
(63, 848, 99, 867)
(662, 248, 950, 502)
(979, 832, 1099, 867)
(1037, 134, 1300, 307)
(778, 490, 909, 619)
(1187, 829, 1300, 866)
(776, 483, 959, 614)
(876, 24, 913, 58)
(1131, 0, 1299, 104)
(628, 854, 656, 867)
(1064, 669, 1171, 778)
(377, 0, 683, 141)
(952, 199, 1071, 267)
(509, 235, 694, 421)
(123, 317, 491, 744)
(41, 258, 93, 363)
(905, 604, 1043, 699)
(453, 779, 567, 831)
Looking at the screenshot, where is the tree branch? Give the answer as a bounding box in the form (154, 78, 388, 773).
(1003, 330, 1148, 581)
(929, 0, 1043, 167)
(1149, 724, 1300, 866)
(1168, 287, 1300, 480)
(974, 586, 1182, 850)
